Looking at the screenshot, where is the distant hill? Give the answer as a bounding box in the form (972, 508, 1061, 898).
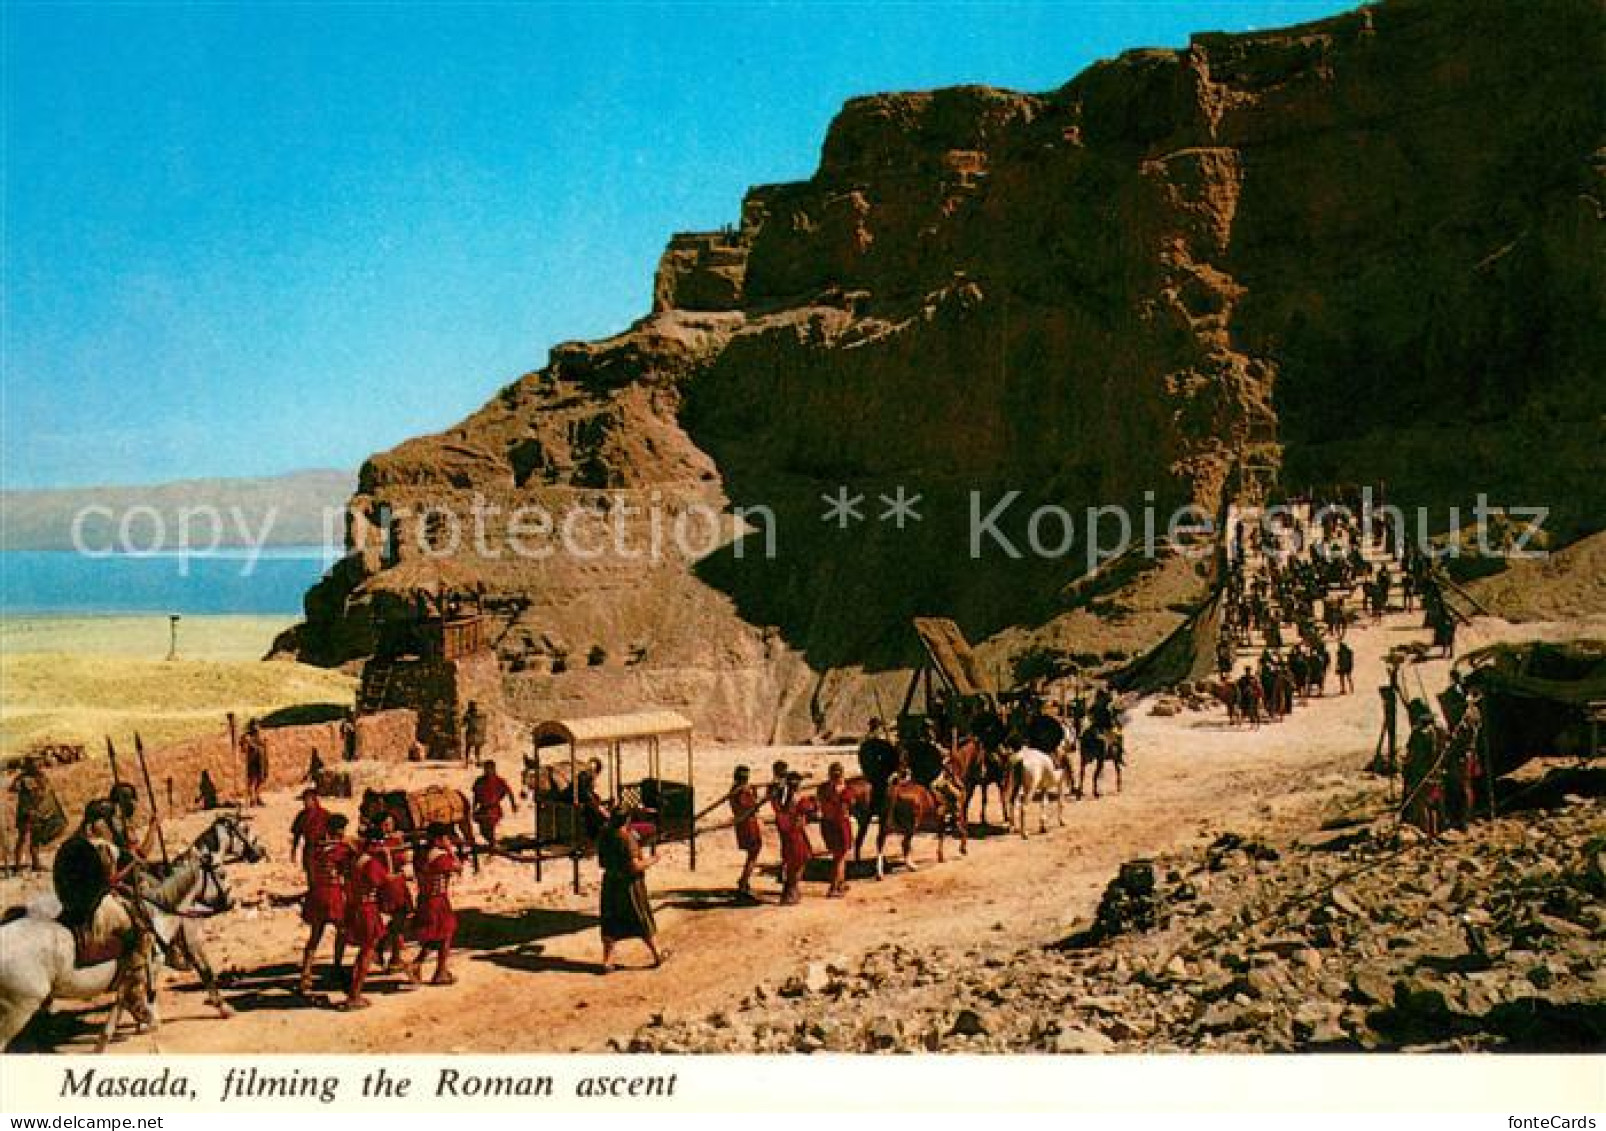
(0, 469, 356, 550)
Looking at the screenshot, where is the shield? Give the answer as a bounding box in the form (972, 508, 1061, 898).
(52, 834, 112, 931)
(906, 738, 944, 787)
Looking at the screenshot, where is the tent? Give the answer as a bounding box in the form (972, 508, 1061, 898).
(1109, 587, 1225, 693)
(1455, 640, 1606, 775)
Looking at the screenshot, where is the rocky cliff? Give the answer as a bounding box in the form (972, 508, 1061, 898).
(282, 0, 1604, 740)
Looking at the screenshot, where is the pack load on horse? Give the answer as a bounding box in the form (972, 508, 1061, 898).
(359, 785, 479, 871)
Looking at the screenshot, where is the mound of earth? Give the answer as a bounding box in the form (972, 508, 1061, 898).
(1468, 532, 1606, 623)
(281, 0, 1604, 740)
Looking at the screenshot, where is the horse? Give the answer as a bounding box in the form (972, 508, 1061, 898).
(1005, 746, 1073, 836)
(0, 813, 265, 1051)
(851, 735, 900, 861)
(1078, 727, 1125, 799)
(947, 733, 1012, 830)
(360, 787, 479, 870)
(873, 771, 967, 879)
(1207, 678, 1241, 725)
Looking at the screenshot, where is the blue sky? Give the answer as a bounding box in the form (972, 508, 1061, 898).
(3, 1, 1350, 489)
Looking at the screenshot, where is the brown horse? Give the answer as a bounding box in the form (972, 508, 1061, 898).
(843, 776, 880, 862)
(947, 734, 1011, 829)
(873, 774, 967, 879)
(1206, 678, 1241, 725)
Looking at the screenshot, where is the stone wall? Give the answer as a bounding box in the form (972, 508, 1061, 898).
(18, 708, 419, 832)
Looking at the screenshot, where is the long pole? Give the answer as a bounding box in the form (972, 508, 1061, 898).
(134, 734, 171, 867)
(226, 712, 240, 801)
(106, 736, 124, 790)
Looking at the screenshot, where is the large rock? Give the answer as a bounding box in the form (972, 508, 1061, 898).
(286, 0, 1604, 742)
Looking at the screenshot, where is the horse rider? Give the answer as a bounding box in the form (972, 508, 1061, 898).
(51, 796, 160, 1022)
(1088, 687, 1119, 737)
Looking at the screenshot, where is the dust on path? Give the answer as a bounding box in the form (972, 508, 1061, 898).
(9, 611, 1598, 1053)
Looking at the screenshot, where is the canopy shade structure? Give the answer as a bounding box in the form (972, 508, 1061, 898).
(528, 709, 697, 890)
(532, 711, 693, 748)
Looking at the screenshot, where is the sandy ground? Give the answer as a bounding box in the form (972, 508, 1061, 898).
(0, 615, 298, 661)
(0, 614, 352, 759)
(4, 609, 1600, 1053)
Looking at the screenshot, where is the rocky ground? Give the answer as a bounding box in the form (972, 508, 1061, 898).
(624, 789, 1605, 1054)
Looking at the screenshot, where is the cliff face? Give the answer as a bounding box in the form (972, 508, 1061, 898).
(285, 0, 1605, 740)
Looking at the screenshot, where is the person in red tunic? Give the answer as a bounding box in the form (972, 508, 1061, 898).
(471, 760, 518, 846)
(771, 771, 813, 905)
(815, 761, 854, 898)
(408, 822, 462, 986)
(297, 813, 353, 996)
(289, 788, 331, 876)
(340, 825, 391, 1011)
(727, 765, 764, 900)
(369, 810, 413, 973)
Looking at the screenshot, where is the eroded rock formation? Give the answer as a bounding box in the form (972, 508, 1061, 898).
(282, 0, 1604, 740)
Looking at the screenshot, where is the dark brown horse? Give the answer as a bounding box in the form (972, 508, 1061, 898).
(1206, 678, 1241, 725)
(947, 734, 1012, 829)
(1077, 727, 1124, 799)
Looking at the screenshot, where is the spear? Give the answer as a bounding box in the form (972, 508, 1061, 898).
(106, 735, 124, 789)
(134, 733, 171, 867)
(226, 711, 239, 798)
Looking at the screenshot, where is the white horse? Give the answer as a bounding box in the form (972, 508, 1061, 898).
(1005, 746, 1073, 837)
(0, 813, 265, 1051)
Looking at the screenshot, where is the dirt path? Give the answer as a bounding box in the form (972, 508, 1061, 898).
(10, 611, 1598, 1053)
